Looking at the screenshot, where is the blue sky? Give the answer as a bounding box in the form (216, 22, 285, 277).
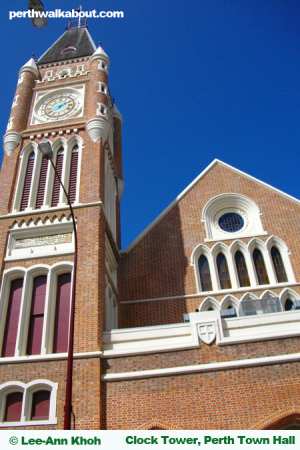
(1, 1, 300, 248)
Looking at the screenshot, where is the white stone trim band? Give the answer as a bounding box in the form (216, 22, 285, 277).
(101, 351, 300, 382)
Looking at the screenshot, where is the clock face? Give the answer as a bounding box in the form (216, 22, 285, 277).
(37, 92, 81, 121)
(45, 96, 75, 118)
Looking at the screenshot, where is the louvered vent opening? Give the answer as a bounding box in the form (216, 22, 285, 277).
(20, 152, 35, 211)
(51, 148, 64, 207)
(68, 145, 78, 204)
(35, 157, 49, 209)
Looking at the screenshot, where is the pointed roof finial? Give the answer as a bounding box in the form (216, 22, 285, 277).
(111, 102, 123, 124)
(112, 98, 115, 104)
(32, 53, 34, 59)
(19, 56, 39, 78)
(90, 42, 110, 67)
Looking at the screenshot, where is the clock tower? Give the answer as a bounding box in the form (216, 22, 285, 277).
(0, 19, 123, 429)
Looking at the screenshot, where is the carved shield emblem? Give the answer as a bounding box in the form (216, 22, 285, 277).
(198, 323, 216, 345)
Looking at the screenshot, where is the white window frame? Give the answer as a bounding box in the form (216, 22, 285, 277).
(13, 136, 83, 213)
(266, 236, 295, 284)
(0, 380, 58, 427)
(191, 236, 295, 294)
(6, 215, 75, 261)
(220, 294, 240, 315)
(199, 297, 220, 312)
(197, 289, 300, 316)
(0, 263, 73, 359)
(279, 288, 300, 311)
(202, 193, 267, 241)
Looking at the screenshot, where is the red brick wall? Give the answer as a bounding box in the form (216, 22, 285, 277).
(101, 360, 300, 430)
(120, 163, 300, 326)
(0, 357, 101, 430)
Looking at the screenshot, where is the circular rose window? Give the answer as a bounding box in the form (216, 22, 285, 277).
(218, 212, 244, 233)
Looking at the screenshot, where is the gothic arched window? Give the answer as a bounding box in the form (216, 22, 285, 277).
(20, 152, 35, 211)
(0, 266, 72, 358)
(198, 255, 212, 292)
(51, 148, 64, 207)
(253, 248, 269, 285)
(271, 246, 288, 283)
(235, 251, 250, 287)
(68, 145, 79, 204)
(216, 253, 232, 289)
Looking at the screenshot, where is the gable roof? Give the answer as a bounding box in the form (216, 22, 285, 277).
(37, 28, 96, 64)
(123, 159, 300, 253)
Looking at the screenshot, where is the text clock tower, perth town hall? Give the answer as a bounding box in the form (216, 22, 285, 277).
(1, 20, 300, 430)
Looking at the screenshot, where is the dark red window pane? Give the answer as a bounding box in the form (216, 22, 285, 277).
(235, 251, 250, 287)
(253, 248, 269, 285)
(198, 255, 212, 291)
(4, 392, 23, 422)
(271, 247, 288, 283)
(2, 278, 23, 357)
(216, 253, 232, 289)
(53, 273, 71, 353)
(31, 390, 50, 420)
(26, 275, 47, 355)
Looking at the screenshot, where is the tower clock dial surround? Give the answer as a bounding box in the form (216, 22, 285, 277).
(31, 86, 85, 125)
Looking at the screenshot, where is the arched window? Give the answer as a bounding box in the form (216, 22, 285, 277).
(0, 380, 58, 426)
(271, 247, 288, 283)
(216, 253, 232, 289)
(53, 273, 71, 353)
(285, 298, 294, 311)
(68, 145, 79, 204)
(198, 255, 212, 291)
(253, 248, 269, 285)
(51, 148, 64, 207)
(27, 275, 47, 356)
(234, 251, 250, 287)
(0, 266, 73, 358)
(20, 152, 35, 211)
